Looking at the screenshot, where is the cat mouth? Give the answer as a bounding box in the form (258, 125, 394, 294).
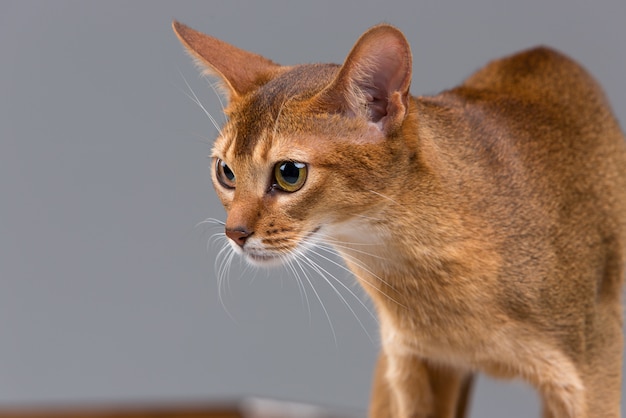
(243, 226, 321, 267)
(246, 252, 284, 266)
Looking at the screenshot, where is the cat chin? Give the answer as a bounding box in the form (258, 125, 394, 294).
(243, 252, 286, 268)
(239, 227, 322, 268)
(225, 240, 289, 268)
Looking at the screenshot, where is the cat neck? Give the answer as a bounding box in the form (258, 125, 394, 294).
(325, 97, 500, 310)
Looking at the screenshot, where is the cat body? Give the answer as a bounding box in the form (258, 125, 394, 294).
(173, 21, 626, 418)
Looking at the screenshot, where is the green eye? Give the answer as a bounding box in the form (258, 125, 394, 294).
(274, 161, 307, 192)
(216, 158, 236, 189)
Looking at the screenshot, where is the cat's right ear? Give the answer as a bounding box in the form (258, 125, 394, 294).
(172, 21, 280, 101)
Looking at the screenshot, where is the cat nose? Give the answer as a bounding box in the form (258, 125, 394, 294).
(225, 227, 252, 248)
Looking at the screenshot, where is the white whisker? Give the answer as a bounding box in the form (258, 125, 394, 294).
(369, 190, 401, 206)
(202, 75, 227, 116)
(314, 237, 386, 260)
(206, 231, 225, 252)
(294, 248, 377, 344)
(203, 216, 399, 342)
(305, 241, 407, 310)
(195, 217, 226, 229)
(313, 233, 379, 248)
(214, 240, 238, 322)
(178, 69, 222, 134)
(284, 256, 312, 321)
(291, 254, 338, 346)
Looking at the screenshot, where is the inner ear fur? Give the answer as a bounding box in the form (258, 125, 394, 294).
(172, 20, 281, 101)
(320, 24, 413, 132)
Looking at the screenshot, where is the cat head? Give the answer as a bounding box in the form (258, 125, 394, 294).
(173, 22, 414, 266)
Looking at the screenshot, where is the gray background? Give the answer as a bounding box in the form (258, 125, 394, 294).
(2, 1, 625, 416)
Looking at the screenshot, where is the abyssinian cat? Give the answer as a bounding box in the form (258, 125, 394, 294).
(173, 21, 626, 418)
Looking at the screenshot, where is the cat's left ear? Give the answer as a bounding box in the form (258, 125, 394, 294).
(320, 24, 412, 134)
(172, 21, 280, 102)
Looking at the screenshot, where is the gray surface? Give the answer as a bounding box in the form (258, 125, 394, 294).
(1, 1, 625, 416)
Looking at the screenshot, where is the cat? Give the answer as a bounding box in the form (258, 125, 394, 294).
(173, 21, 626, 418)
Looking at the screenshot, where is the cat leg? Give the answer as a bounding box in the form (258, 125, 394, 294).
(455, 373, 474, 418)
(530, 357, 586, 418)
(427, 362, 474, 418)
(370, 352, 399, 417)
(579, 304, 623, 418)
(539, 381, 587, 418)
(538, 304, 622, 416)
(384, 352, 434, 418)
(512, 343, 587, 418)
(370, 350, 473, 418)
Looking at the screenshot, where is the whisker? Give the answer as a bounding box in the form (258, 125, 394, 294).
(284, 230, 406, 309)
(178, 69, 222, 134)
(369, 190, 401, 206)
(204, 218, 404, 341)
(215, 242, 232, 290)
(187, 131, 217, 147)
(202, 75, 227, 116)
(289, 253, 338, 346)
(303, 242, 407, 310)
(312, 230, 380, 247)
(283, 256, 312, 322)
(294, 249, 378, 344)
(240, 254, 258, 285)
(206, 231, 227, 252)
(214, 241, 238, 322)
(194, 217, 226, 253)
(314, 238, 386, 260)
(195, 217, 226, 229)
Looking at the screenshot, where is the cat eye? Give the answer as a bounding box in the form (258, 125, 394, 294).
(215, 158, 236, 189)
(274, 161, 307, 192)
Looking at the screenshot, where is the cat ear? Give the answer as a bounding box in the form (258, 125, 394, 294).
(172, 21, 280, 101)
(321, 25, 412, 133)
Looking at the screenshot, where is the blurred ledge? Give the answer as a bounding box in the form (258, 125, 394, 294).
(0, 398, 363, 418)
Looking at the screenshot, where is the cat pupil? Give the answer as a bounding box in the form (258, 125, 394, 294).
(279, 162, 302, 184)
(222, 162, 234, 181)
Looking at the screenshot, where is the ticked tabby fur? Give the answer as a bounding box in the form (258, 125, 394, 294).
(173, 21, 626, 418)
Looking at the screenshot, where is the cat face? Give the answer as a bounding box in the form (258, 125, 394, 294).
(210, 71, 394, 266)
(173, 22, 413, 266)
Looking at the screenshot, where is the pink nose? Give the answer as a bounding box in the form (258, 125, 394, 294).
(225, 227, 252, 248)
